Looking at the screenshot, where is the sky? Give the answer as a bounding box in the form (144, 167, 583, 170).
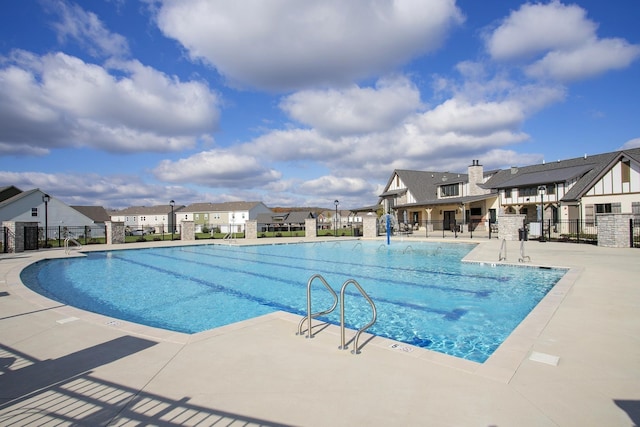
(0, 0, 639, 210)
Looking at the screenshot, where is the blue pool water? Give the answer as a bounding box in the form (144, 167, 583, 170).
(21, 241, 566, 363)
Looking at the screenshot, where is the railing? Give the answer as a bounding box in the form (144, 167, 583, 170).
(518, 240, 530, 263)
(339, 279, 377, 355)
(499, 239, 507, 261)
(297, 274, 339, 339)
(64, 235, 83, 254)
(297, 274, 377, 355)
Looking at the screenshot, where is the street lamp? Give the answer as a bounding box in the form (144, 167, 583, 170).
(538, 185, 546, 242)
(334, 200, 339, 237)
(169, 200, 175, 240)
(42, 194, 50, 248)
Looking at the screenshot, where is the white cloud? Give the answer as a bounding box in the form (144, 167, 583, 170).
(279, 77, 422, 136)
(153, 0, 463, 90)
(0, 170, 195, 209)
(298, 175, 376, 197)
(485, 1, 640, 82)
(152, 149, 282, 188)
(47, 0, 130, 58)
(0, 50, 220, 154)
(621, 138, 640, 150)
(486, 1, 594, 61)
(525, 38, 640, 81)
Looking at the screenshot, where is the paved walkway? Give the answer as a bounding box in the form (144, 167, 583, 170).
(0, 238, 638, 426)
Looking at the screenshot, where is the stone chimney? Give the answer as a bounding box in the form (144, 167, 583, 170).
(467, 159, 485, 196)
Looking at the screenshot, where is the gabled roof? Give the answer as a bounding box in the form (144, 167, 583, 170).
(71, 206, 111, 222)
(0, 188, 41, 209)
(180, 201, 266, 213)
(483, 147, 640, 202)
(563, 147, 640, 201)
(0, 186, 22, 203)
(110, 205, 180, 216)
(380, 170, 470, 204)
(255, 211, 314, 224)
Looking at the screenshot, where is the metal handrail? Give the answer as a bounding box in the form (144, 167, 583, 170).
(297, 274, 339, 338)
(518, 240, 531, 263)
(64, 236, 82, 254)
(339, 279, 377, 355)
(499, 239, 507, 261)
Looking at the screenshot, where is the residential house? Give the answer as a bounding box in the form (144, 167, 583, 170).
(483, 147, 640, 235)
(109, 204, 183, 234)
(179, 201, 272, 233)
(255, 211, 315, 233)
(378, 160, 500, 232)
(0, 188, 105, 240)
(378, 148, 640, 237)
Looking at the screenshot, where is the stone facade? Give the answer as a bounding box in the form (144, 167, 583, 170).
(497, 214, 526, 241)
(597, 213, 635, 248)
(363, 215, 378, 238)
(105, 221, 125, 245)
(246, 220, 258, 239)
(1, 221, 39, 253)
(305, 218, 317, 238)
(181, 221, 195, 241)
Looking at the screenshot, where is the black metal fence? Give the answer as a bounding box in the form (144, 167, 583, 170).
(41, 225, 108, 248)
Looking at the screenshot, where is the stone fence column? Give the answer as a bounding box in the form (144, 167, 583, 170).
(305, 218, 317, 238)
(181, 221, 195, 241)
(363, 215, 378, 238)
(245, 220, 258, 239)
(497, 214, 526, 241)
(105, 221, 125, 245)
(597, 213, 634, 248)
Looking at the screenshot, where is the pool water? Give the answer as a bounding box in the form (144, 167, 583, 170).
(20, 241, 566, 363)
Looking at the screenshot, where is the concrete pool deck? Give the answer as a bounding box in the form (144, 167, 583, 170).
(0, 238, 638, 426)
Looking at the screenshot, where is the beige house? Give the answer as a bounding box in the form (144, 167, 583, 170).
(378, 160, 500, 233)
(179, 201, 272, 234)
(379, 148, 640, 239)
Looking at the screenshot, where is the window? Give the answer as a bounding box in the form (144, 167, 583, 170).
(504, 188, 512, 198)
(440, 183, 459, 197)
(470, 207, 482, 216)
(545, 184, 556, 196)
(518, 186, 538, 197)
(596, 203, 621, 214)
(622, 160, 631, 183)
(31, 208, 38, 217)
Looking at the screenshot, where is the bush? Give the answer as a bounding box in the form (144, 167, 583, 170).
(275, 232, 283, 237)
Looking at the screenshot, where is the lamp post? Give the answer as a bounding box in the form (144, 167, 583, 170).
(334, 200, 339, 237)
(538, 185, 546, 242)
(42, 194, 50, 248)
(169, 200, 175, 240)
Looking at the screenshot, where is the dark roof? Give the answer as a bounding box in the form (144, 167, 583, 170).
(256, 211, 315, 224)
(109, 205, 181, 216)
(395, 192, 497, 208)
(0, 186, 22, 203)
(180, 201, 266, 213)
(380, 170, 467, 203)
(71, 206, 111, 223)
(483, 148, 640, 202)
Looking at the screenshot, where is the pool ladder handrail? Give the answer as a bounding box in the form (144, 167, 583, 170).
(297, 274, 339, 339)
(498, 239, 507, 261)
(518, 240, 531, 263)
(338, 279, 377, 355)
(64, 234, 82, 255)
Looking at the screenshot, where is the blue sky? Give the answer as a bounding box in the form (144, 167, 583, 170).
(1, 0, 639, 210)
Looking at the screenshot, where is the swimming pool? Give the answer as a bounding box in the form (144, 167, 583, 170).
(20, 241, 566, 363)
